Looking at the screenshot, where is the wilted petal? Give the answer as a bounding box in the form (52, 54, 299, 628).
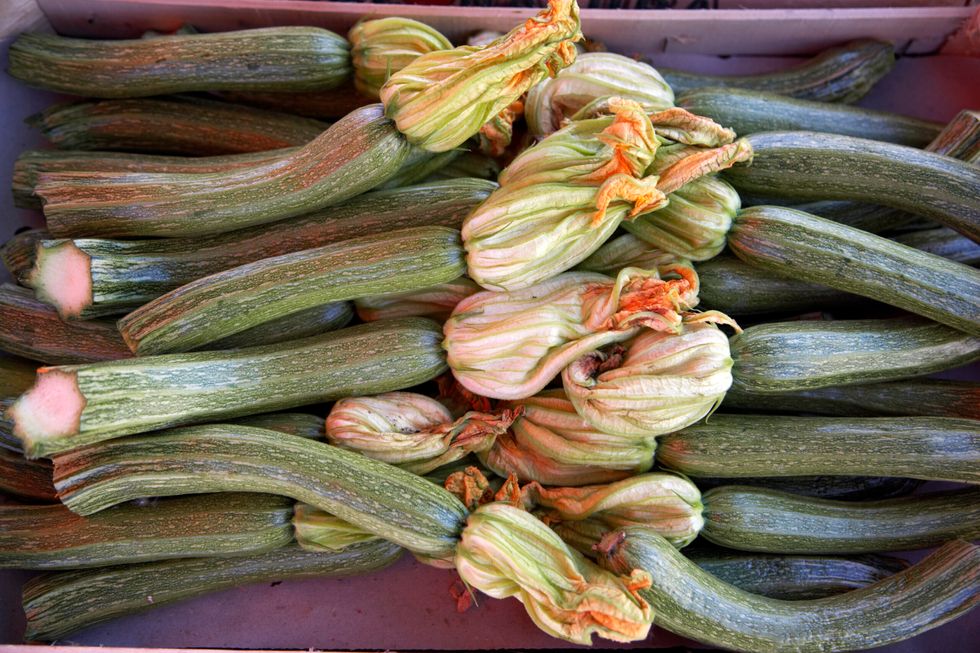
(293, 503, 380, 551)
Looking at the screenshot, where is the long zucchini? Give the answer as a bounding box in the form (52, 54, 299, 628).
(117, 227, 464, 354)
(205, 302, 353, 350)
(723, 132, 980, 242)
(37, 104, 412, 238)
(701, 486, 980, 554)
(0, 447, 56, 501)
(658, 414, 979, 484)
(692, 476, 921, 503)
(217, 85, 374, 120)
(659, 39, 894, 103)
(677, 88, 940, 147)
(230, 412, 324, 440)
(600, 528, 979, 653)
(9, 27, 351, 97)
(729, 318, 980, 393)
(893, 227, 980, 265)
(0, 493, 294, 569)
(29, 179, 491, 317)
(8, 317, 447, 457)
(22, 539, 403, 642)
(1, 229, 45, 283)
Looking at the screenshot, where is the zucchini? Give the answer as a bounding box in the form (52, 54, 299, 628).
(29, 179, 491, 316)
(0, 447, 56, 501)
(930, 109, 980, 161)
(117, 226, 464, 354)
(658, 414, 979, 484)
(893, 227, 980, 265)
(1, 397, 19, 452)
(29, 97, 327, 155)
(692, 476, 922, 502)
(728, 206, 980, 335)
(8, 317, 447, 456)
(729, 318, 980, 393)
(677, 88, 940, 147)
(723, 132, 980, 242)
(0, 355, 39, 397)
(218, 84, 374, 120)
(9, 27, 351, 97)
(230, 412, 324, 440)
(52, 424, 468, 558)
(659, 39, 894, 103)
(701, 486, 980, 554)
(0, 493, 294, 569)
(1, 228, 45, 283)
(205, 302, 353, 350)
(22, 539, 403, 642)
(38, 104, 412, 238)
(600, 528, 979, 653)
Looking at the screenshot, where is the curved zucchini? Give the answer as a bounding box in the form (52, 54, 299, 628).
(658, 414, 979, 484)
(659, 40, 894, 103)
(893, 227, 980, 265)
(729, 318, 980, 393)
(701, 486, 980, 554)
(53, 424, 468, 558)
(600, 528, 979, 653)
(22, 539, 403, 642)
(0, 447, 56, 501)
(9, 27, 351, 97)
(677, 88, 940, 147)
(723, 132, 980, 242)
(691, 476, 921, 503)
(8, 318, 447, 457)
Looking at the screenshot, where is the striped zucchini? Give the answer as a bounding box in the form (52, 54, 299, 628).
(37, 103, 412, 238)
(692, 476, 921, 502)
(723, 132, 980, 242)
(53, 424, 468, 558)
(0, 493, 294, 569)
(893, 227, 980, 265)
(658, 414, 979, 484)
(729, 318, 980, 393)
(118, 227, 464, 354)
(727, 206, 980, 335)
(0, 447, 56, 501)
(930, 108, 980, 161)
(1, 229, 45, 283)
(701, 486, 980, 553)
(206, 302, 353, 350)
(659, 39, 894, 103)
(22, 539, 403, 642)
(9, 27, 351, 97)
(29, 97, 327, 155)
(230, 412, 324, 440)
(8, 317, 447, 456)
(677, 88, 940, 147)
(218, 84, 374, 120)
(600, 528, 979, 653)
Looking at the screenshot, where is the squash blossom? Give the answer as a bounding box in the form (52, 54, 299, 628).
(354, 276, 481, 323)
(477, 99, 525, 158)
(455, 502, 654, 644)
(349, 17, 452, 100)
(292, 503, 379, 551)
(379, 0, 582, 152)
(578, 233, 692, 276)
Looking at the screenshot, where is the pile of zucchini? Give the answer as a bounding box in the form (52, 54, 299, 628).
(2, 2, 978, 650)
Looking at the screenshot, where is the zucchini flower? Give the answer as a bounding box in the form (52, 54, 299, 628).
(526, 52, 674, 136)
(349, 17, 452, 100)
(455, 502, 654, 644)
(325, 392, 521, 475)
(354, 276, 480, 323)
(562, 321, 737, 438)
(573, 102, 736, 149)
(477, 99, 524, 158)
(292, 503, 380, 552)
(380, 0, 582, 152)
(577, 233, 692, 276)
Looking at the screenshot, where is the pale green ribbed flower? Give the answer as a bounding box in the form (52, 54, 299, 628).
(455, 502, 654, 645)
(354, 276, 480, 322)
(573, 102, 736, 149)
(577, 233, 692, 276)
(292, 503, 380, 551)
(648, 138, 754, 196)
(349, 17, 452, 100)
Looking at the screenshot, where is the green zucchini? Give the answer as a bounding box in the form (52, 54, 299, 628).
(9, 27, 351, 97)
(22, 539, 403, 642)
(37, 104, 413, 238)
(0, 493, 294, 569)
(205, 302, 353, 350)
(28, 179, 492, 316)
(691, 476, 922, 502)
(658, 414, 979, 484)
(8, 317, 447, 457)
(600, 528, 979, 653)
(701, 486, 980, 554)
(729, 318, 980, 393)
(217, 84, 374, 120)
(727, 206, 980, 334)
(893, 227, 980, 265)
(723, 132, 980, 242)
(659, 39, 894, 103)
(929, 109, 980, 161)
(229, 412, 324, 440)
(117, 226, 464, 354)
(0, 447, 56, 501)
(1, 228, 45, 283)
(677, 88, 940, 147)
(53, 424, 468, 558)
(29, 97, 327, 155)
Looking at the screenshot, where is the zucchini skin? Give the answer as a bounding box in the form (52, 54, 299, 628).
(205, 302, 353, 350)
(53, 424, 468, 559)
(728, 206, 980, 335)
(659, 414, 980, 484)
(0, 493, 294, 569)
(0, 447, 56, 501)
(600, 528, 979, 653)
(723, 132, 980, 242)
(660, 39, 894, 103)
(118, 226, 465, 354)
(894, 227, 980, 266)
(701, 486, 980, 554)
(729, 318, 980, 393)
(692, 476, 921, 502)
(1, 229, 45, 283)
(229, 412, 324, 440)
(22, 539, 403, 642)
(677, 88, 940, 147)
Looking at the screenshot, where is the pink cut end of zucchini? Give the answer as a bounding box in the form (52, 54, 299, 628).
(8, 369, 86, 457)
(30, 240, 93, 320)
